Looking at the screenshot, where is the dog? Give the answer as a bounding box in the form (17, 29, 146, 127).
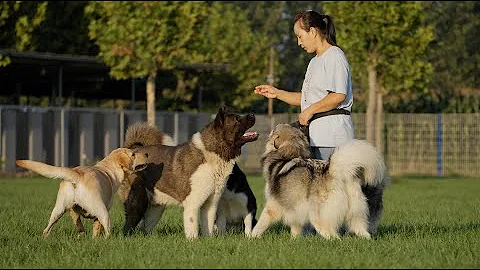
(117, 122, 176, 234)
(15, 148, 148, 238)
(123, 106, 259, 239)
(215, 163, 257, 236)
(117, 122, 258, 237)
(250, 123, 388, 239)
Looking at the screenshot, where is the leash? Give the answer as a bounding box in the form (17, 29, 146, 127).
(291, 108, 351, 137)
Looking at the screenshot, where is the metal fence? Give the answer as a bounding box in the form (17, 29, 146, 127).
(1, 105, 479, 177)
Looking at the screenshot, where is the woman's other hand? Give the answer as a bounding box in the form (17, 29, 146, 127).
(298, 110, 313, 126)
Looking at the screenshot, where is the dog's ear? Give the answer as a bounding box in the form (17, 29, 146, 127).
(277, 141, 304, 159)
(273, 131, 293, 150)
(274, 134, 311, 159)
(272, 134, 281, 149)
(214, 106, 227, 126)
(117, 148, 134, 171)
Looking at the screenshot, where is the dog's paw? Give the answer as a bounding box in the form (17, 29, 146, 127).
(185, 232, 199, 240)
(349, 230, 371, 239)
(248, 231, 263, 239)
(318, 232, 341, 240)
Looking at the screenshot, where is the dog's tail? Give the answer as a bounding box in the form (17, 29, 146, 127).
(16, 160, 79, 183)
(329, 139, 388, 235)
(124, 122, 176, 149)
(329, 139, 388, 188)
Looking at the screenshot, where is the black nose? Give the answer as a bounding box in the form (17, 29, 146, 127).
(247, 113, 255, 120)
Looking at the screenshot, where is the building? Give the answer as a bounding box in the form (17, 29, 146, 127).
(0, 50, 138, 107)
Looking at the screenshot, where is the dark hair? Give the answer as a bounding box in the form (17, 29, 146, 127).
(294, 10, 338, 47)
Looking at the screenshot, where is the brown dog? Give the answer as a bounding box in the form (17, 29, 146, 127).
(118, 122, 258, 237)
(16, 148, 148, 238)
(117, 122, 175, 234)
(124, 107, 258, 239)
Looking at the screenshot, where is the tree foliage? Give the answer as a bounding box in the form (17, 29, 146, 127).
(85, 1, 208, 79)
(189, 1, 270, 111)
(0, 1, 47, 66)
(34, 1, 97, 55)
(323, 1, 434, 149)
(1, 1, 479, 114)
(231, 1, 324, 114)
(424, 1, 480, 113)
(84, 1, 270, 113)
(85, 1, 212, 123)
(323, 1, 434, 112)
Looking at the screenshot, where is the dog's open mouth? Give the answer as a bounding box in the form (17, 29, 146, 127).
(242, 131, 259, 143)
(133, 164, 148, 172)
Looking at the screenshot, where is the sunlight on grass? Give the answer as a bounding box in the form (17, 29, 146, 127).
(0, 176, 479, 268)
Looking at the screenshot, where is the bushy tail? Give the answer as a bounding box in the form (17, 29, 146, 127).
(124, 122, 175, 149)
(329, 139, 388, 187)
(15, 160, 79, 183)
(329, 139, 388, 235)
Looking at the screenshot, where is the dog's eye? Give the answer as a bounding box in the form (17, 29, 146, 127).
(145, 153, 149, 158)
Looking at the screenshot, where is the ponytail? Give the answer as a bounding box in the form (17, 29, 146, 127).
(322, 14, 337, 47)
(294, 10, 338, 47)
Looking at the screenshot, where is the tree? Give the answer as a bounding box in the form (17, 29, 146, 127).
(323, 1, 434, 151)
(425, 1, 480, 113)
(0, 1, 47, 66)
(188, 1, 271, 112)
(33, 1, 97, 56)
(85, 1, 209, 125)
(231, 1, 324, 115)
(157, 1, 271, 113)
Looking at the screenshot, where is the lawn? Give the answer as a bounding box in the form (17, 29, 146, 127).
(0, 174, 479, 268)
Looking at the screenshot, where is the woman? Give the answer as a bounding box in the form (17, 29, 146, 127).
(254, 10, 354, 160)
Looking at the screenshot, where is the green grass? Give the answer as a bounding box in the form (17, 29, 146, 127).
(0, 175, 479, 268)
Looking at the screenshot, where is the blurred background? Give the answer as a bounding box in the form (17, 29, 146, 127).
(0, 1, 479, 176)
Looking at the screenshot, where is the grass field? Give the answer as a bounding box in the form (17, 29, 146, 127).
(0, 174, 479, 268)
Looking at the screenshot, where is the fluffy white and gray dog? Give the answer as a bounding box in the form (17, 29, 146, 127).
(250, 123, 389, 239)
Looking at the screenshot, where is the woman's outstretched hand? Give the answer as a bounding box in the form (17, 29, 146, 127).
(254, 85, 278, 99)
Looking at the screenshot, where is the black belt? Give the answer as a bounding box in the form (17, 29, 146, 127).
(290, 108, 351, 137)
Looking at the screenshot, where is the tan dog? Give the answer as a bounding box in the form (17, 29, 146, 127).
(16, 148, 148, 238)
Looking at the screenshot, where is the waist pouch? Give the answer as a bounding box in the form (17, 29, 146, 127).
(290, 108, 351, 138)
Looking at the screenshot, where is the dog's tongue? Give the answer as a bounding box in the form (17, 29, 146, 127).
(243, 131, 259, 141)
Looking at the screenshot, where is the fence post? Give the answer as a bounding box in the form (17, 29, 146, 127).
(79, 112, 94, 166)
(174, 112, 179, 145)
(1, 109, 16, 172)
(437, 114, 443, 177)
(119, 109, 125, 147)
(28, 110, 43, 161)
(61, 108, 65, 167)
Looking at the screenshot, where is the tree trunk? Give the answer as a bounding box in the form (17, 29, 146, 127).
(375, 90, 384, 154)
(268, 46, 275, 132)
(366, 62, 377, 144)
(146, 74, 156, 126)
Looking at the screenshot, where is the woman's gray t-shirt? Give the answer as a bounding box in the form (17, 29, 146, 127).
(300, 46, 355, 147)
